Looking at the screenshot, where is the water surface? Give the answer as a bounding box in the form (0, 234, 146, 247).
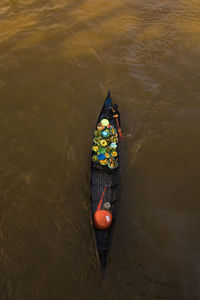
(0, 0, 200, 299)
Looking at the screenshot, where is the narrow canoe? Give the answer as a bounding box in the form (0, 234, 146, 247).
(90, 91, 121, 270)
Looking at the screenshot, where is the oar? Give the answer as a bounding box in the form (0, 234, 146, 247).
(113, 115, 122, 138)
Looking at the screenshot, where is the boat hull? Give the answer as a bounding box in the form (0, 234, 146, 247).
(90, 91, 121, 270)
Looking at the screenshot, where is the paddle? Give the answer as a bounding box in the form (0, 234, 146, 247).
(113, 114, 123, 139)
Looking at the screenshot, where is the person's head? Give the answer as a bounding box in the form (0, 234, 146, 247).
(112, 104, 118, 113)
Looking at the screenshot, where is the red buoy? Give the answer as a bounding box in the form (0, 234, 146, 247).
(93, 210, 113, 230)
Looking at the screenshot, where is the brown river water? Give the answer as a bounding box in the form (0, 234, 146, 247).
(0, 0, 200, 299)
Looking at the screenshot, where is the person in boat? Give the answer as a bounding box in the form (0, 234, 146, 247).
(111, 104, 122, 137)
(111, 104, 121, 127)
(100, 104, 119, 123)
(100, 103, 122, 137)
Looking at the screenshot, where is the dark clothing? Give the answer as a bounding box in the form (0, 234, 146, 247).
(100, 104, 121, 128)
(100, 106, 113, 124)
(112, 107, 121, 128)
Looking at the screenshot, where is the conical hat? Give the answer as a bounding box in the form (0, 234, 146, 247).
(101, 119, 109, 126)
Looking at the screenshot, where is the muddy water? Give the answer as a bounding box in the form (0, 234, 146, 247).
(0, 0, 200, 299)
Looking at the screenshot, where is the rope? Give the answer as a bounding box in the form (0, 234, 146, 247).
(96, 186, 107, 211)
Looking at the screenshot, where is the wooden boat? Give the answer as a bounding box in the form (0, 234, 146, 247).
(90, 91, 121, 270)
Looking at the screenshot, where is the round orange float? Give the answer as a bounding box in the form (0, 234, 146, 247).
(93, 210, 113, 230)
